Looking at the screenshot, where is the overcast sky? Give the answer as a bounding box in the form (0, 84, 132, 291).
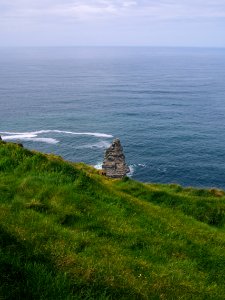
(0, 0, 225, 47)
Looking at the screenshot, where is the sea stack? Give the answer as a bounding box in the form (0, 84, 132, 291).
(102, 138, 130, 178)
(0, 136, 2, 141)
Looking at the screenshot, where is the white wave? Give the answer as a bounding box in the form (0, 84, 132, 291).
(2, 135, 58, 144)
(94, 162, 103, 170)
(127, 163, 146, 177)
(128, 163, 146, 168)
(0, 129, 112, 146)
(2, 134, 37, 139)
(138, 163, 147, 168)
(0, 130, 113, 138)
(28, 138, 58, 144)
(127, 165, 135, 177)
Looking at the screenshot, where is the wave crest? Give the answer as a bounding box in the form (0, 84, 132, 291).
(0, 129, 113, 145)
(0, 130, 113, 138)
(2, 134, 59, 144)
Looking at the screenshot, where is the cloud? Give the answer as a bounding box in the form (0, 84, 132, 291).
(0, 0, 224, 47)
(1, 0, 225, 21)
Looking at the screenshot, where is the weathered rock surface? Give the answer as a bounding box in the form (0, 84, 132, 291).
(102, 138, 130, 178)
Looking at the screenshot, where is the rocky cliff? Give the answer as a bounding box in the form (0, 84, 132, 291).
(102, 138, 130, 178)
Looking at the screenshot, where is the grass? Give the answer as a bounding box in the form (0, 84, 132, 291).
(1, 141, 225, 299)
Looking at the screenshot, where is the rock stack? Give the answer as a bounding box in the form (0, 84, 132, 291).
(0, 136, 2, 141)
(102, 138, 130, 178)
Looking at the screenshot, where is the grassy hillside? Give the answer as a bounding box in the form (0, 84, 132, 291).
(1, 141, 225, 300)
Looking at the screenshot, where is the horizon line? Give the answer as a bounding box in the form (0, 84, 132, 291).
(0, 45, 225, 49)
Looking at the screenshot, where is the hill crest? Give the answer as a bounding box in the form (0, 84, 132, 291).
(1, 141, 225, 299)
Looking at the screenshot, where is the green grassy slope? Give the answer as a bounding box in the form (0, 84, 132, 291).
(1, 141, 225, 300)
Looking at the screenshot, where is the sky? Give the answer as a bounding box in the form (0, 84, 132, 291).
(0, 0, 225, 47)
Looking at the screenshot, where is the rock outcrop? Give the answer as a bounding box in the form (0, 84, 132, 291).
(102, 138, 130, 178)
(0, 136, 2, 141)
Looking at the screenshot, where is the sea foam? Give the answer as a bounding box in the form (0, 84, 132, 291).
(94, 162, 103, 170)
(127, 165, 135, 177)
(1, 130, 113, 138)
(2, 134, 59, 144)
(0, 130, 113, 145)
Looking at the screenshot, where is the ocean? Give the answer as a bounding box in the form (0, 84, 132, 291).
(1, 47, 225, 188)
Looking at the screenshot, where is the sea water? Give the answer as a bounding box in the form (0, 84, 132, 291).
(1, 47, 225, 188)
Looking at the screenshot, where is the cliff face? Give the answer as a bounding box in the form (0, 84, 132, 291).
(102, 138, 130, 178)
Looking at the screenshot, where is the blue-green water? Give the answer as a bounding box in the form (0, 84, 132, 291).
(1, 47, 225, 188)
